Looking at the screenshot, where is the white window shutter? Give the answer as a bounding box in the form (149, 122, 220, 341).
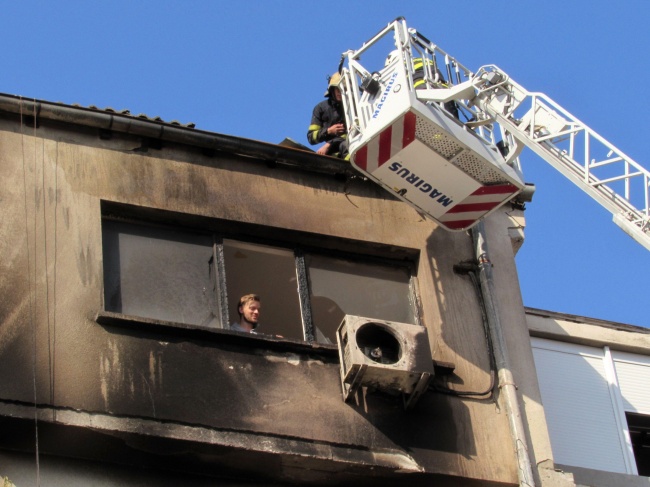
(531, 338, 629, 473)
(612, 351, 650, 414)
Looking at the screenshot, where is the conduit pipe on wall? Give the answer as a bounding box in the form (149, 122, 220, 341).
(471, 221, 536, 487)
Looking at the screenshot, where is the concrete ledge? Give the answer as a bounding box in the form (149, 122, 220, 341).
(526, 308, 650, 355)
(556, 464, 650, 487)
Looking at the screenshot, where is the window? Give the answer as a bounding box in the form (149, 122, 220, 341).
(102, 220, 221, 327)
(626, 413, 650, 476)
(305, 253, 414, 343)
(102, 218, 418, 344)
(531, 340, 629, 473)
(223, 240, 303, 341)
(532, 339, 650, 477)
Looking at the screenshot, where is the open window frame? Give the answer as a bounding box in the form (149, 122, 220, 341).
(99, 202, 422, 346)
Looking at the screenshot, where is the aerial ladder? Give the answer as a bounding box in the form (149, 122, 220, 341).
(338, 17, 650, 251)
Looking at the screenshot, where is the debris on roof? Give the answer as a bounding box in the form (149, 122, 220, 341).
(74, 103, 196, 128)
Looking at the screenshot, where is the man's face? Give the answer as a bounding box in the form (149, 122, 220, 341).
(333, 87, 342, 102)
(240, 300, 261, 325)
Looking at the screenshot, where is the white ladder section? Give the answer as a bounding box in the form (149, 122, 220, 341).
(409, 26, 650, 250)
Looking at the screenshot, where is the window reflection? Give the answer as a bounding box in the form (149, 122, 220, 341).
(306, 254, 414, 344)
(102, 220, 218, 326)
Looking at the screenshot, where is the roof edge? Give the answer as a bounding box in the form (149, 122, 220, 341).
(525, 306, 650, 335)
(0, 93, 355, 177)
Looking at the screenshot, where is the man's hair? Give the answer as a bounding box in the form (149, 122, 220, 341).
(237, 294, 260, 317)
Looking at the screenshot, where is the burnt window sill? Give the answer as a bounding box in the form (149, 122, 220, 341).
(95, 311, 339, 358)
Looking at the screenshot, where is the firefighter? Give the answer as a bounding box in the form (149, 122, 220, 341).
(307, 73, 348, 158)
(412, 57, 460, 120)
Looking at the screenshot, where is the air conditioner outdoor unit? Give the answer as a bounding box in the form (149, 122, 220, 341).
(336, 315, 434, 409)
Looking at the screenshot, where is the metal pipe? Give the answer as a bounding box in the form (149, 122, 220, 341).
(471, 221, 536, 487)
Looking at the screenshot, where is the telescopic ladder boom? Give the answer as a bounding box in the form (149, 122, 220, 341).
(458, 64, 650, 250)
(338, 18, 650, 250)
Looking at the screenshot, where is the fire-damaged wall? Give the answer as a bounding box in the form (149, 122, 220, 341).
(0, 99, 554, 486)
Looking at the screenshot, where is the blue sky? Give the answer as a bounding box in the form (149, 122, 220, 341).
(3, 1, 649, 327)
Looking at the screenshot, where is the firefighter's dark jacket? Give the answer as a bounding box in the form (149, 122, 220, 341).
(307, 95, 346, 155)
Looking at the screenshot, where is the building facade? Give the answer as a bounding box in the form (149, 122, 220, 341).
(0, 94, 637, 486)
(527, 308, 650, 486)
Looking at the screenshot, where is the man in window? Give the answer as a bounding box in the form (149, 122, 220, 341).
(230, 294, 261, 333)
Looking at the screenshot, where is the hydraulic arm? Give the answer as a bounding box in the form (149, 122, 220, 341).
(338, 18, 650, 250)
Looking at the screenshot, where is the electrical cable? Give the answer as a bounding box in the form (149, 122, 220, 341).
(429, 261, 496, 398)
(20, 98, 41, 486)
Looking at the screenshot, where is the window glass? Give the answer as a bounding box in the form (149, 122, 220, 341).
(102, 218, 417, 345)
(102, 220, 219, 327)
(306, 254, 414, 344)
(626, 412, 650, 476)
(223, 240, 303, 340)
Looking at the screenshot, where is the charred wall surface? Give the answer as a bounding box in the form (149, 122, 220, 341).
(0, 105, 541, 486)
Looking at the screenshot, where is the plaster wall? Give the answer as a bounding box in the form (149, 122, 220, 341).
(0, 117, 553, 484)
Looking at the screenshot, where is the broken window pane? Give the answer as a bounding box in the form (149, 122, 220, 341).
(102, 220, 220, 327)
(223, 240, 303, 340)
(306, 254, 414, 344)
